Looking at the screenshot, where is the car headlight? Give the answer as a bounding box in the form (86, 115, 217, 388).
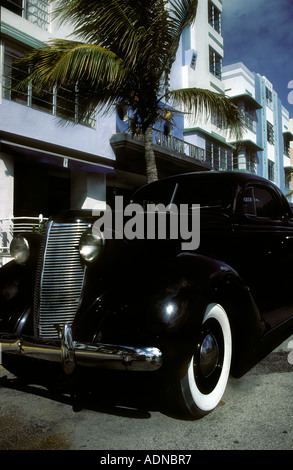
(79, 228, 105, 262)
(10, 235, 30, 265)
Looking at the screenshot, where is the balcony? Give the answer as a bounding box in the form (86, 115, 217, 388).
(153, 130, 206, 162)
(110, 128, 211, 177)
(233, 152, 258, 174)
(2, 50, 96, 128)
(244, 111, 256, 133)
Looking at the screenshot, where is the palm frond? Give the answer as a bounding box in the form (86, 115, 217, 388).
(16, 39, 128, 90)
(169, 0, 198, 34)
(166, 87, 245, 140)
(15, 1, 243, 154)
(165, 0, 198, 68)
(51, 0, 161, 66)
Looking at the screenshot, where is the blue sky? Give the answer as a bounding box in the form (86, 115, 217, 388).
(222, 0, 293, 117)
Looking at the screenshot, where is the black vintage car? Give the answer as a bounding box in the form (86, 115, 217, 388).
(0, 171, 293, 419)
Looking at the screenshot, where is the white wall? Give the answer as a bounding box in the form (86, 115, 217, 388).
(222, 63, 256, 99)
(0, 99, 116, 161)
(71, 172, 106, 210)
(0, 152, 14, 219)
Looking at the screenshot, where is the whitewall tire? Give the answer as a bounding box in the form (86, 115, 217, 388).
(179, 303, 232, 418)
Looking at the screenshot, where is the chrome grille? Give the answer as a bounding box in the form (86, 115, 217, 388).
(34, 221, 89, 338)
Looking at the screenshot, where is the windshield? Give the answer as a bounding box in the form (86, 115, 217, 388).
(133, 178, 234, 211)
(132, 180, 178, 207)
(173, 180, 234, 210)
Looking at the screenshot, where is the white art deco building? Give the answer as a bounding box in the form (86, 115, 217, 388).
(0, 0, 292, 263)
(222, 62, 293, 196)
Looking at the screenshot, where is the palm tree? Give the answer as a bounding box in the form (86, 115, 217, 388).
(18, 0, 243, 183)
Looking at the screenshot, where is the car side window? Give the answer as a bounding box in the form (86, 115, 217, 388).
(242, 186, 283, 220)
(242, 187, 256, 216)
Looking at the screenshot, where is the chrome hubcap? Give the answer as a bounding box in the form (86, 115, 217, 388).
(199, 333, 219, 378)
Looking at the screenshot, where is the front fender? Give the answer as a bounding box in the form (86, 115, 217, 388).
(74, 252, 262, 379)
(74, 252, 221, 343)
(0, 258, 36, 335)
(144, 252, 241, 335)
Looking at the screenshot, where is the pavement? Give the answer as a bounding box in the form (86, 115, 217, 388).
(0, 335, 292, 451)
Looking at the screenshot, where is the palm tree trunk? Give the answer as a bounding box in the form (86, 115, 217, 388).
(144, 125, 158, 183)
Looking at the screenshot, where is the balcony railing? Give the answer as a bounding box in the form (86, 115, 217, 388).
(244, 112, 256, 133)
(124, 128, 234, 171)
(2, 51, 96, 128)
(0, 215, 48, 262)
(233, 153, 257, 173)
(153, 130, 206, 162)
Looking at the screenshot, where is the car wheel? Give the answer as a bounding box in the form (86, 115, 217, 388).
(171, 303, 232, 419)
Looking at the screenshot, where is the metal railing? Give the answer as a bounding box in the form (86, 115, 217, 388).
(126, 128, 235, 171)
(233, 154, 257, 173)
(244, 112, 257, 133)
(153, 130, 206, 162)
(0, 215, 48, 261)
(127, 128, 207, 164)
(2, 51, 96, 128)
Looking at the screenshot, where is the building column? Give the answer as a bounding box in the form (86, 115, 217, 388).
(0, 152, 14, 265)
(71, 171, 106, 210)
(0, 152, 14, 217)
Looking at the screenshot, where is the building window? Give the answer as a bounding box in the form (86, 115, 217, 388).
(244, 110, 256, 133)
(247, 152, 258, 173)
(3, 49, 27, 104)
(208, 1, 221, 34)
(265, 87, 273, 109)
(233, 149, 258, 173)
(2, 0, 49, 31)
(2, 0, 22, 15)
(211, 110, 223, 129)
(209, 47, 222, 80)
(284, 137, 290, 157)
(220, 147, 227, 170)
(206, 139, 232, 170)
(31, 82, 53, 113)
(284, 170, 291, 191)
(268, 160, 275, 181)
(2, 48, 96, 128)
(267, 121, 274, 145)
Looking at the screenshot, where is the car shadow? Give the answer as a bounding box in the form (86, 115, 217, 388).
(0, 371, 165, 420)
(1, 349, 291, 421)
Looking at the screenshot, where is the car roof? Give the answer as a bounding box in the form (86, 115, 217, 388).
(135, 171, 276, 194)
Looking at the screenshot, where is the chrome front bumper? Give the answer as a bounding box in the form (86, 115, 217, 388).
(0, 324, 163, 375)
